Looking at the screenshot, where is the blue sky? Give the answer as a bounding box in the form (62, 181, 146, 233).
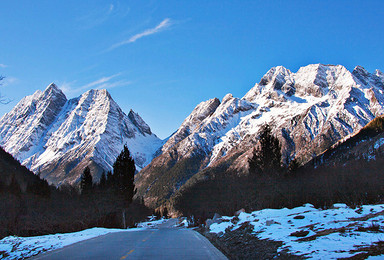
(1, 1, 383, 139)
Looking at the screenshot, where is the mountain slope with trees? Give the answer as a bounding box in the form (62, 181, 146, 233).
(171, 118, 384, 220)
(136, 64, 384, 208)
(311, 115, 384, 166)
(0, 145, 150, 239)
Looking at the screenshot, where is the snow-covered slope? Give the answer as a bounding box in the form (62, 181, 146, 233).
(186, 64, 384, 166)
(136, 64, 384, 207)
(208, 203, 384, 259)
(0, 83, 162, 185)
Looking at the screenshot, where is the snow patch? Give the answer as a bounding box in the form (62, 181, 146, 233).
(209, 203, 384, 259)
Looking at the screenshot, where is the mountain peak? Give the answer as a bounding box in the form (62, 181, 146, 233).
(79, 89, 114, 107)
(44, 83, 62, 94)
(83, 88, 110, 97)
(353, 65, 369, 77)
(260, 66, 291, 81)
(128, 109, 152, 135)
(0, 84, 162, 186)
(222, 93, 233, 103)
(46, 82, 58, 89)
(42, 83, 66, 101)
(375, 69, 383, 78)
(258, 66, 292, 87)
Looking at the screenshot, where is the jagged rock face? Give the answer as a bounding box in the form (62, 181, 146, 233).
(239, 64, 384, 163)
(160, 97, 221, 154)
(0, 83, 162, 186)
(136, 64, 384, 207)
(0, 84, 67, 162)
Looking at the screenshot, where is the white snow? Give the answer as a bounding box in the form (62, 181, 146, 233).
(159, 64, 384, 170)
(136, 218, 168, 228)
(179, 218, 189, 227)
(0, 84, 163, 185)
(0, 227, 144, 260)
(209, 203, 384, 259)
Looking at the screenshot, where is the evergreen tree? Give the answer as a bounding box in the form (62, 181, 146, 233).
(26, 179, 51, 198)
(99, 171, 107, 188)
(288, 158, 300, 174)
(248, 124, 282, 175)
(8, 175, 21, 196)
(113, 145, 136, 205)
(106, 171, 114, 187)
(80, 166, 93, 194)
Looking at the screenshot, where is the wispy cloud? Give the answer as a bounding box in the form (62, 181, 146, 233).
(109, 4, 114, 13)
(80, 74, 121, 90)
(59, 81, 77, 94)
(0, 64, 7, 68)
(94, 80, 131, 90)
(77, 4, 128, 30)
(128, 18, 172, 43)
(58, 74, 131, 96)
(1, 77, 18, 87)
(109, 18, 172, 50)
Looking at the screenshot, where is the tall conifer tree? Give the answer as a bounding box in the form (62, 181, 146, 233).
(248, 124, 282, 175)
(80, 166, 93, 194)
(113, 145, 136, 205)
(99, 171, 107, 188)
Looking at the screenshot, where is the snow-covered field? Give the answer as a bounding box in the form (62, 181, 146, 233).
(209, 203, 384, 259)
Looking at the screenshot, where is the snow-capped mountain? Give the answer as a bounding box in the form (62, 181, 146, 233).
(0, 83, 162, 185)
(136, 64, 384, 207)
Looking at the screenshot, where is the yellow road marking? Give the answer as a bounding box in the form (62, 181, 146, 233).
(120, 249, 134, 259)
(121, 232, 154, 259)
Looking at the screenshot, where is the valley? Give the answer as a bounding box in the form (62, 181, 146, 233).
(2, 2, 383, 258)
(1, 63, 384, 259)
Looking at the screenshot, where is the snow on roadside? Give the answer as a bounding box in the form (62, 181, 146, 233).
(136, 218, 168, 228)
(209, 203, 384, 259)
(0, 227, 143, 260)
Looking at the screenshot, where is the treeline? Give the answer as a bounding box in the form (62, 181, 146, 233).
(0, 145, 151, 239)
(0, 170, 51, 196)
(172, 124, 384, 223)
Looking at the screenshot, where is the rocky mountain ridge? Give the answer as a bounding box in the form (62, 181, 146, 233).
(0, 84, 162, 186)
(135, 63, 384, 207)
(1, 63, 383, 201)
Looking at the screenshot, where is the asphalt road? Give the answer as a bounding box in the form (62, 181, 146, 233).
(32, 219, 227, 260)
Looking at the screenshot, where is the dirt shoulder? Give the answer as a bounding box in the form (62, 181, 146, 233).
(197, 223, 303, 260)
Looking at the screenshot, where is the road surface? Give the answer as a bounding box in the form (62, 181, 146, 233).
(33, 219, 227, 259)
